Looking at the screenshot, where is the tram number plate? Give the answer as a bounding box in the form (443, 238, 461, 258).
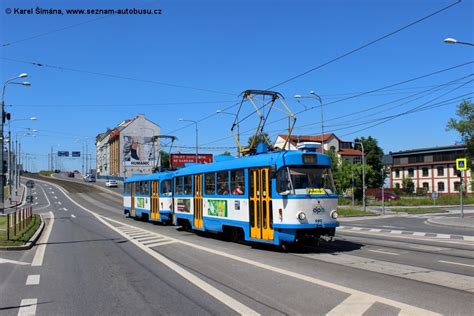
(315, 219, 322, 224)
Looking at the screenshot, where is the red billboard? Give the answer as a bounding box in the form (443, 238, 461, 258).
(171, 154, 213, 167)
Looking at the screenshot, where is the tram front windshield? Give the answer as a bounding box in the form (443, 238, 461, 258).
(277, 166, 336, 195)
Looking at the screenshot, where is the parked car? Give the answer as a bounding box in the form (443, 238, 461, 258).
(68, 172, 75, 178)
(105, 180, 118, 188)
(374, 191, 400, 201)
(83, 174, 96, 182)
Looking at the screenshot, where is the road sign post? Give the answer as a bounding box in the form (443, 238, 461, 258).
(455, 158, 466, 218)
(431, 191, 438, 207)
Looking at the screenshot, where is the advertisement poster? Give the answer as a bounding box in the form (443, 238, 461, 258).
(136, 197, 145, 209)
(177, 199, 190, 213)
(123, 135, 156, 166)
(207, 200, 227, 217)
(171, 153, 213, 167)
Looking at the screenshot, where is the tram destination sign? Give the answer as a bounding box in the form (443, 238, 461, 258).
(171, 154, 213, 167)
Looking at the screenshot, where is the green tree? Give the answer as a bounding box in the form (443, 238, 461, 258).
(331, 154, 375, 200)
(402, 177, 415, 194)
(158, 150, 170, 170)
(221, 151, 232, 156)
(446, 100, 473, 161)
(247, 132, 272, 150)
(354, 136, 386, 188)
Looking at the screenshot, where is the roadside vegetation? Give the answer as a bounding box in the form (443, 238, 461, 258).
(337, 208, 377, 217)
(39, 170, 53, 176)
(0, 214, 41, 247)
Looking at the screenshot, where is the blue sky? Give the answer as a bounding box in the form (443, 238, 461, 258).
(1, 0, 473, 172)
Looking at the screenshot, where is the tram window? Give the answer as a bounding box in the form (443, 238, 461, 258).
(161, 180, 172, 196)
(205, 173, 216, 195)
(217, 171, 229, 195)
(277, 168, 291, 194)
(124, 183, 129, 194)
(140, 181, 149, 195)
(184, 175, 193, 195)
(281, 167, 336, 195)
(231, 169, 245, 195)
(175, 177, 184, 195)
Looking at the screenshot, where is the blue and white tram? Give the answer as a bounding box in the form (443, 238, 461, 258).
(123, 171, 174, 223)
(172, 150, 339, 245)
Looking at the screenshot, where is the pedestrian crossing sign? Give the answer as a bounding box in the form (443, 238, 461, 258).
(456, 158, 467, 171)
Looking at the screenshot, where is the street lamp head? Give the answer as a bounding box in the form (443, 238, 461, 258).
(444, 37, 458, 44)
(22, 82, 31, 86)
(294, 94, 302, 99)
(178, 118, 184, 121)
(18, 73, 28, 78)
(216, 110, 222, 113)
(30, 117, 37, 120)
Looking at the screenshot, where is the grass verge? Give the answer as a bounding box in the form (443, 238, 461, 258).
(0, 214, 41, 247)
(338, 209, 377, 217)
(389, 208, 448, 214)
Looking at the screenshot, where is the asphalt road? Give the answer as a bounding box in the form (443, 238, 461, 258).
(1, 174, 473, 315)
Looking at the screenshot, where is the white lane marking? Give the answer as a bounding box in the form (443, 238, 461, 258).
(369, 229, 381, 232)
(53, 196, 57, 199)
(63, 208, 68, 211)
(71, 214, 76, 218)
(327, 293, 375, 316)
(438, 260, 474, 268)
(31, 212, 54, 267)
(0, 258, 30, 266)
(40, 179, 441, 315)
(389, 230, 403, 234)
(34, 196, 38, 200)
(55, 201, 62, 205)
(464, 236, 474, 241)
(18, 298, 37, 316)
(34, 184, 51, 211)
(129, 233, 154, 238)
(138, 236, 164, 242)
(32, 192, 37, 195)
(351, 227, 363, 231)
(146, 240, 177, 248)
(369, 249, 400, 256)
(413, 232, 426, 237)
(382, 225, 406, 229)
(436, 234, 451, 239)
(26, 275, 40, 285)
(96, 215, 259, 315)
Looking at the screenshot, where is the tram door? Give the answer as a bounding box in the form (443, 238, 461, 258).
(131, 183, 135, 217)
(151, 181, 160, 221)
(249, 168, 274, 240)
(193, 174, 203, 229)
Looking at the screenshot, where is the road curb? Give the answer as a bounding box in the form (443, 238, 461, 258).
(0, 214, 45, 251)
(426, 217, 474, 229)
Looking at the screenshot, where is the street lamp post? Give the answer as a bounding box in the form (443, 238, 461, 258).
(178, 118, 198, 162)
(444, 37, 474, 46)
(15, 133, 36, 195)
(1, 73, 30, 213)
(294, 91, 324, 152)
(216, 110, 239, 156)
(355, 141, 366, 212)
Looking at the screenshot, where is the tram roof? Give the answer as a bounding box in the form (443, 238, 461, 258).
(174, 150, 331, 176)
(124, 171, 174, 183)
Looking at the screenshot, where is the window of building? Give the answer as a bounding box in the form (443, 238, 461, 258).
(422, 182, 429, 191)
(437, 182, 445, 192)
(395, 169, 400, 178)
(454, 181, 460, 192)
(205, 173, 216, 195)
(217, 171, 229, 195)
(353, 157, 361, 164)
(395, 183, 400, 189)
(330, 146, 336, 151)
(408, 168, 414, 177)
(437, 166, 444, 177)
(230, 169, 245, 195)
(422, 168, 429, 177)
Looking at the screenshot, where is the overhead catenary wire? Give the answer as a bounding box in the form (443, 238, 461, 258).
(267, 0, 462, 90)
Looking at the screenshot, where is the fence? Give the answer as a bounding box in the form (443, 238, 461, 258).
(5, 207, 33, 240)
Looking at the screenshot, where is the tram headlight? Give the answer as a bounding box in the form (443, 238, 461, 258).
(330, 210, 338, 219)
(297, 212, 306, 221)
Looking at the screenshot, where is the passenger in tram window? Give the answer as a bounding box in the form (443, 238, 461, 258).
(218, 182, 229, 195)
(232, 183, 244, 195)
